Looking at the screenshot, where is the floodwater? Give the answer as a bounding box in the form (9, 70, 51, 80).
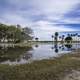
(0, 43, 80, 65)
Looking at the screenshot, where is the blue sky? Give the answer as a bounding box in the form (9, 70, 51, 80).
(0, 0, 80, 40)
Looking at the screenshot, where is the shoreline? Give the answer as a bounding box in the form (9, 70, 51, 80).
(0, 49, 80, 80)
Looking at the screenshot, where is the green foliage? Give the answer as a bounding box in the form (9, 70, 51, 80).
(35, 37, 39, 41)
(0, 23, 33, 43)
(22, 27, 33, 41)
(54, 32, 59, 42)
(55, 32, 58, 37)
(65, 36, 73, 43)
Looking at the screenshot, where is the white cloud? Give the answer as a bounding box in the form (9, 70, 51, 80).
(61, 18, 80, 24)
(0, 0, 80, 40)
(32, 20, 75, 40)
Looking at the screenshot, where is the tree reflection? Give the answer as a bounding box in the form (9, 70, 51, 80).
(23, 52, 32, 60)
(65, 44, 72, 51)
(35, 44, 39, 48)
(61, 43, 65, 51)
(51, 42, 73, 53)
(54, 42, 58, 53)
(51, 46, 54, 50)
(0, 45, 33, 63)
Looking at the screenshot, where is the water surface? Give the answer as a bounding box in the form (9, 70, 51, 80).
(0, 43, 80, 65)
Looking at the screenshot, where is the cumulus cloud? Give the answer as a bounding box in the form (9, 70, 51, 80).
(0, 0, 80, 40)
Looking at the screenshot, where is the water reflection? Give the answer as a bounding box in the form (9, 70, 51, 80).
(0, 44, 33, 64)
(23, 52, 32, 60)
(54, 43, 58, 53)
(35, 44, 39, 48)
(65, 44, 72, 48)
(51, 46, 54, 49)
(65, 44, 72, 51)
(0, 43, 80, 65)
(51, 43, 80, 53)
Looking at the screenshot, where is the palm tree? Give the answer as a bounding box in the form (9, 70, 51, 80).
(51, 35, 54, 42)
(73, 33, 78, 42)
(62, 35, 65, 42)
(54, 32, 59, 42)
(76, 33, 78, 42)
(35, 37, 39, 42)
(67, 33, 70, 37)
(75, 33, 78, 36)
(72, 33, 76, 42)
(78, 35, 80, 42)
(59, 36, 61, 40)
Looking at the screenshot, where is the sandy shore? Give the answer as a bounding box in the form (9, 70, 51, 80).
(63, 70, 80, 80)
(62, 49, 80, 80)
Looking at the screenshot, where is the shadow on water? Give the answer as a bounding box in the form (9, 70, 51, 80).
(0, 44, 33, 63)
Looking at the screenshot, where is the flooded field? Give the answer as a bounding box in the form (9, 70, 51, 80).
(0, 43, 80, 65)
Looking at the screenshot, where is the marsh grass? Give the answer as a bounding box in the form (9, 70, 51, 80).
(0, 52, 80, 80)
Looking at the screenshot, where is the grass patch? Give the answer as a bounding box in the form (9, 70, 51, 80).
(0, 52, 80, 80)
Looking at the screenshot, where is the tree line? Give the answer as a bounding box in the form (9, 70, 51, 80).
(0, 23, 33, 43)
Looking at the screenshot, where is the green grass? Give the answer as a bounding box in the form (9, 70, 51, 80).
(0, 52, 80, 80)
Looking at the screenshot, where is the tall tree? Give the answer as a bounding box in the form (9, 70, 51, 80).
(62, 35, 65, 42)
(22, 27, 33, 41)
(54, 32, 59, 42)
(35, 37, 39, 42)
(51, 35, 54, 41)
(0, 23, 33, 43)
